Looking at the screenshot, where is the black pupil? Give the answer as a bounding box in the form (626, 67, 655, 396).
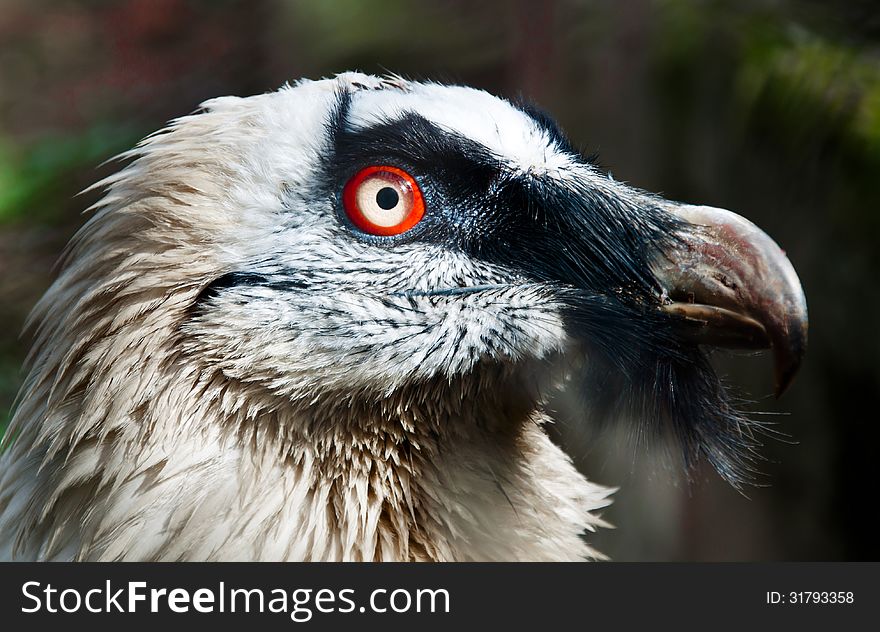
(376, 187, 399, 210)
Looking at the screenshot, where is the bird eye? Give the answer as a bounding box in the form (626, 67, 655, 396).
(342, 165, 425, 236)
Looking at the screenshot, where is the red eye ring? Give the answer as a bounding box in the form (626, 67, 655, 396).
(342, 165, 425, 236)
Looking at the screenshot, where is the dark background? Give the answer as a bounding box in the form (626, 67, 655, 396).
(0, 0, 877, 561)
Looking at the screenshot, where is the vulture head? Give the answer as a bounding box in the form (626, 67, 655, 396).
(0, 73, 807, 561)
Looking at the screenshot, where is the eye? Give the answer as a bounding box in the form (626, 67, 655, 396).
(342, 165, 425, 236)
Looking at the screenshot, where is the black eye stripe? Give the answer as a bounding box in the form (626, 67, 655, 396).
(512, 99, 578, 157)
(318, 89, 674, 293)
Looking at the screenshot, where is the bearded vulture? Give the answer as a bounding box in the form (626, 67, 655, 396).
(0, 73, 807, 561)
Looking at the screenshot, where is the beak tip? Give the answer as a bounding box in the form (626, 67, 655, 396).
(772, 323, 808, 398)
(774, 371, 795, 399)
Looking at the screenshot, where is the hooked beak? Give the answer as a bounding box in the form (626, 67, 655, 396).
(653, 204, 808, 397)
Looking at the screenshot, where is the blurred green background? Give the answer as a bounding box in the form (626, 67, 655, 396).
(1, 0, 878, 560)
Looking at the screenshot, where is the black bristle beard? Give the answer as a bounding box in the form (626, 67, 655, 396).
(565, 295, 771, 489)
(509, 181, 773, 490)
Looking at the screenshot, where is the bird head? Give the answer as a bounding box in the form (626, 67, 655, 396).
(80, 73, 806, 486)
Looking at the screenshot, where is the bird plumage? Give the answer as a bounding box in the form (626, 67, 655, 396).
(0, 73, 806, 561)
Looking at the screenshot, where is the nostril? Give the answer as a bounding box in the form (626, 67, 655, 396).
(712, 271, 739, 293)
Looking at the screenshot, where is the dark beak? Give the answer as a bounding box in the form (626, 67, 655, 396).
(653, 204, 808, 396)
